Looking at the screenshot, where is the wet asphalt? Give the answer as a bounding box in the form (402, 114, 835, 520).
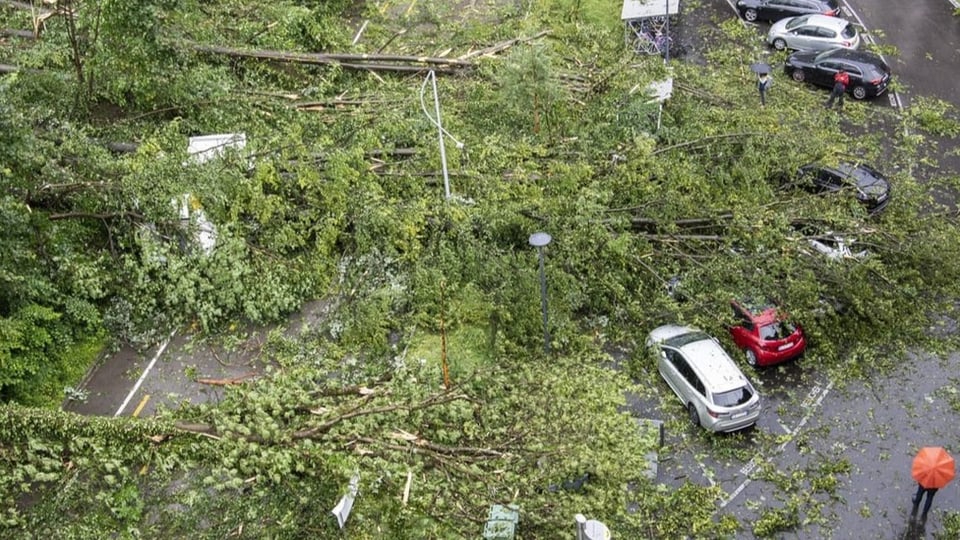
(63, 300, 334, 418)
(632, 349, 960, 539)
(651, 1, 960, 537)
(63, 1, 960, 538)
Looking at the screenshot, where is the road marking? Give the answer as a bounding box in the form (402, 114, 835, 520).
(114, 332, 173, 417)
(133, 395, 152, 476)
(841, 0, 904, 112)
(777, 420, 793, 435)
(404, 0, 417, 17)
(131, 394, 151, 418)
(720, 379, 835, 508)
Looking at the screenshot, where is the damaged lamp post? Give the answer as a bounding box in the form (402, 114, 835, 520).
(420, 69, 464, 200)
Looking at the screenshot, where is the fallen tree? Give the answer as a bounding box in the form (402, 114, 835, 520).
(189, 43, 473, 73)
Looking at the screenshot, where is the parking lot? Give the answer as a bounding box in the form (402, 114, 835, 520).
(60, 0, 960, 537)
(625, 1, 960, 535)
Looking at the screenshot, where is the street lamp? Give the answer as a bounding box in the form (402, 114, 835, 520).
(419, 70, 464, 200)
(528, 232, 552, 354)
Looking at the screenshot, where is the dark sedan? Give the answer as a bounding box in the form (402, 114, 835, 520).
(736, 0, 840, 23)
(796, 162, 892, 214)
(784, 48, 892, 99)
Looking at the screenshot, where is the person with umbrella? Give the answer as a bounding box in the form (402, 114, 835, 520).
(910, 446, 955, 526)
(750, 63, 772, 107)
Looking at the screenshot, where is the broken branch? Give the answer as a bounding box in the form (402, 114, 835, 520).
(196, 372, 258, 386)
(458, 30, 551, 61)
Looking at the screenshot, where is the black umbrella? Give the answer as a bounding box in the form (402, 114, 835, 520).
(749, 62, 771, 75)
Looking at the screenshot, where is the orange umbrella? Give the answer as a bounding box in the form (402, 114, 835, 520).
(912, 447, 956, 489)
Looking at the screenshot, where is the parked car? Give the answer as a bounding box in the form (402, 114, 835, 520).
(791, 162, 892, 214)
(784, 48, 891, 99)
(736, 0, 840, 23)
(729, 299, 806, 367)
(804, 234, 869, 260)
(646, 325, 761, 432)
(768, 14, 859, 52)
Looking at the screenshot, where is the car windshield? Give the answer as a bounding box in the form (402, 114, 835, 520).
(760, 321, 796, 341)
(841, 24, 856, 39)
(786, 16, 811, 30)
(663, 331, 712, 348)
(713, 386, 754, 408)
(837, 164, 887, 192)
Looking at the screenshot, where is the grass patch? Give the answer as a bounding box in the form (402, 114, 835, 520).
(405, 324, 494, 380)
(17, 331, 108, 408)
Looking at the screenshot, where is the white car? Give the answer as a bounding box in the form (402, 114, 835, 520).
(806, 234, 868, 260)
(768, 14, 859, 52)
(646, 325, 761, 433)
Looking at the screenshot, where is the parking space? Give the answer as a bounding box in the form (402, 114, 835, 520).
(64, 300, 334, 418)
(639, 344, 960, 539)
(650, 357, 830, 490)
(717, 0, 904, 110)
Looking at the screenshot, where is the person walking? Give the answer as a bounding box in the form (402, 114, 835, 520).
(757, 72, 771, 107)
(910, 446, 955, 528)
(910, 483, 938, 525)
(824, 68, 849, 109)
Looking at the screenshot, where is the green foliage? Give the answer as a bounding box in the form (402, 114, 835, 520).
(2, 0, 960, 536)
(753, 500, 800, 538)
(905, 96, 960, 137)
(938, 510, 960, 539)
(496, 43, 566, 136)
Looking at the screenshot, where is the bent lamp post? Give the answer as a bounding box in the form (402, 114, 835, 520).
(529, 232, 552, 354)
(420, 70, 464, 200)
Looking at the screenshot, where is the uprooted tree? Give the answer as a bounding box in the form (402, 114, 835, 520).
(2, 0, 960, 537)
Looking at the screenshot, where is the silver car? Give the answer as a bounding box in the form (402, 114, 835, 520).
(646, 325, 761, 432)
(806, 234, 868, 260)
(767, 14, 859, 52)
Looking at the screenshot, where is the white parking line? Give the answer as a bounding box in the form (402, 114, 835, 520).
(720, 379, 835, 508)
(114, 332, 174, 417)
(841, 1, 904, 111)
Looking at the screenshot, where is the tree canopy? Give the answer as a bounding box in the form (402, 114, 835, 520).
(2, 0, 960, 537)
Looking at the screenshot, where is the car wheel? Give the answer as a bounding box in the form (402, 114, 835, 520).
(791, 70, 805, 82)
(688, 403, 700, 427)
(744, 9, 758, 22)
(773, 38, 787, 51)
(852, 86, 867, 100)
(745, 349, 758, 367)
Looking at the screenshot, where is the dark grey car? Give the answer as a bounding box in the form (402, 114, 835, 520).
(797, 162, 892, 214)
(736, 0, 841, 23)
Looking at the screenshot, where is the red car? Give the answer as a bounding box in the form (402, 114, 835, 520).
(729, 299, 806, 367)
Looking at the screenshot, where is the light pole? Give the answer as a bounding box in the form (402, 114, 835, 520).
(420, 70, 464, 200)
(664, 0, 670, 63)
(529, 232, 552, 354)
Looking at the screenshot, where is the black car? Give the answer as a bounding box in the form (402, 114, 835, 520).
(736, 0, 840, 23)
(796, 162, 892, 214)
(784, 48, 892, 99)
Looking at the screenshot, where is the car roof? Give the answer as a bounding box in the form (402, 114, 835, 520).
(820, 162, 889, 189)
(796, 14, 850, 30)
(734, 297, 776, 314)
(675, 339, 749, 393)
(816, 48, 883, 65)
(649, 325, 752, 393)
(648, 324, 702, 345)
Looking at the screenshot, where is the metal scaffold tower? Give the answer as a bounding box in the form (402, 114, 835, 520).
(622, 0, 680, 57)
